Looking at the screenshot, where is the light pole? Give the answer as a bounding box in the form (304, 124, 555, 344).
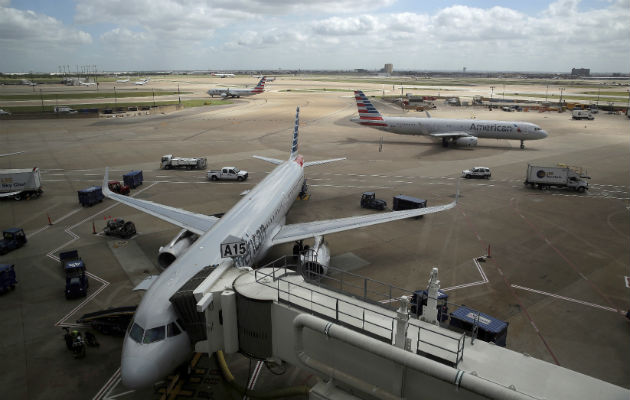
(545, 85, 549, 102)
(502, 84, 505, 100)
(559, 87, 565, 112)
(490, 86, 495, 109)
(114, 86, 117, 106)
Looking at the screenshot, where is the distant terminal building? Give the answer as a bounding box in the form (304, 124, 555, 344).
(384, 63, 393, 74)
(571, 68, 590, 77)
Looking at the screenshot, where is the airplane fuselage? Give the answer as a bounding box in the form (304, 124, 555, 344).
(207, 88, 261, 97)
(356, 116, 547, 142)
(121, 160, 304, 388)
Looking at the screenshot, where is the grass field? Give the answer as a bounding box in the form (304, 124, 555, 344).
(1, 99, 230, 114)
(0, 91, 189, 101)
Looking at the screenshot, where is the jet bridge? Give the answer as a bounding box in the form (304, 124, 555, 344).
(181, 257, 628, 400)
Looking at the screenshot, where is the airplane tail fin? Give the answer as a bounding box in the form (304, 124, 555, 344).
(354, 90, 384, 119)
(252, 76, 266, 93)
(289, 106, 299, 161)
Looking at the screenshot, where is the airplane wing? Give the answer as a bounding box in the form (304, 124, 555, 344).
(253, 155, 283, 165)
(102, 168, 218, 235)
(271, 200, 456, 245)
(429, 132, 472, 138)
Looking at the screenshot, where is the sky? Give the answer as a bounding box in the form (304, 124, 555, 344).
(0, 0, 628, 73)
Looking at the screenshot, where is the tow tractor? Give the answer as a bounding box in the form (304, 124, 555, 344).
(360, 192, 387, 211)
(0, 228, 27, 255)
(107, 180, 130, 195)
(103, 218, 136, 239)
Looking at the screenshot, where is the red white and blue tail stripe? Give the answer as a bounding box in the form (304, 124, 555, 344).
(290, 106, 301, 164)
(354, 90, 387, 127)
(252, 76, 266, 94)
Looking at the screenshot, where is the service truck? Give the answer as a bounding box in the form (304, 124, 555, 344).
(0, 168, 43, 200)
(60, 250, 89, 299)
(524, 164, 589, 192)
(161, 155, 207, 170)
(572, 109, 594, 120)
(207, 167, 248, 181)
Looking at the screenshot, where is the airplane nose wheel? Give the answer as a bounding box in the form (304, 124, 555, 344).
(520, 140, 525, 150)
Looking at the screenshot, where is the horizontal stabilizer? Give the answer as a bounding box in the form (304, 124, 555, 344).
(252, 155, 284, 165)
(303, 157, 346, 167)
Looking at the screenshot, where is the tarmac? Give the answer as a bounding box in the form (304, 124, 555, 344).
(0, 76, 628, 399)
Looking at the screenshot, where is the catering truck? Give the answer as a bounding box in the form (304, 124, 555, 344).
(0, 168, 43, 200)
(160, 155, 207, 170)
(524, 164, 589, 192)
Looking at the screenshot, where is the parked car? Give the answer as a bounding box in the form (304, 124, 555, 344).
(462, 167, 491, 179)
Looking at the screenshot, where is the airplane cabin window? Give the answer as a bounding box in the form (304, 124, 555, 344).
(167, 322, 181, 337)
(129, 323, 144, 343)
(143, 326, 166, 344)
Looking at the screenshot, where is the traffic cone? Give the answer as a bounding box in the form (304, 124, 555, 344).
(92, 220, 96, 234)
(47, 214, 52, 225)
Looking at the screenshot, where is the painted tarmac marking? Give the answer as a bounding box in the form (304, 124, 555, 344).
(511, 285, 620, 313)
(243, 360, 264, 400)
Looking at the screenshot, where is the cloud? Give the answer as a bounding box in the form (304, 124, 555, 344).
(0, 6, 91, 45)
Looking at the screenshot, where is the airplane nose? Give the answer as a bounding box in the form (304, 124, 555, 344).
(540, 130, 548, 139)
(121, 356, 160, 389)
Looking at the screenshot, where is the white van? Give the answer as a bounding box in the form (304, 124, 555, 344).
(572, 109, 594, 120)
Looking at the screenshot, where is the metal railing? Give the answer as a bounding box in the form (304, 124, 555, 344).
(254, 256, 467, 366)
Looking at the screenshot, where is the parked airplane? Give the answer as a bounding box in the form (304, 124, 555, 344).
(207, 76, 266, 98)
(102, 107, 457, 389)
(211, 73, 235, 78)
(135, 78, 150, 85)
(351, 90, 548, 149)
(80, 81, 96, 86)
(116, 78, 130, 83)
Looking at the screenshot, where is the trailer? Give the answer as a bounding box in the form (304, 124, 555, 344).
(392, 195, 427, 218)
(449, 306, 508, 347)
(0, 167, 43, 200)
(0, 264, 17, 294)
(78, 186, 104, 206)
(123, 170, 143, 189)
(524, 164, 589, 192)
(161, 155, 207, 170)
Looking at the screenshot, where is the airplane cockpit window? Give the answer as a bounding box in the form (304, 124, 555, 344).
(167, 322, 181, 337)
(129, 323, 144, 343)
(534, 127, 541, 131)
(143, 326, 166, 344)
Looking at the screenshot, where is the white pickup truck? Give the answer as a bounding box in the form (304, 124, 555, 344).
(207, 167, 248, 181)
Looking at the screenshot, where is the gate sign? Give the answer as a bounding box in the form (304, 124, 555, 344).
(221, 241, 247, 258)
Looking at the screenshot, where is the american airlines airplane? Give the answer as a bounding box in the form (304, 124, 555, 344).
(207, 76, 266, 98)
(351, 90, 548, 149)
(102, 107, 457, 389)
(135, 78, 150, 85)
(211, 72, 235, 78)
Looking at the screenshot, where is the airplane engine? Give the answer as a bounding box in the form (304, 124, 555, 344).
(455, 136, 478, 147)
(157, 229, 199, 269)
(300, 236, 331, 276)
(220, 92, 228, 98)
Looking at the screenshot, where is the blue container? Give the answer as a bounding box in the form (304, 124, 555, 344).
(78, 186, 103, 207)
(449, 306, 508, 347)
(123, 170, 143, 189)
(0, 264, 17, 293)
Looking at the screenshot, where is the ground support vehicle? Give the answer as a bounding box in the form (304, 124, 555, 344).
(524, 164, 589, 192)
(123, 170, 143, 189)
(0, 167, 43, 200)
(0, 264, 17, 294)
(572, 109, 594, 120)
(160, 155, 207, 170)
(207, 167, 248, 181)
(449, 306, 508, 347)
(107, 180, 130, 195)
(392, 195, 427, 218)
(103, 219, 136, 239)
(60, 250, 89, 299)
(77, 306, 137, 336)
(360, 192, 387, 210)
(462, 167, 491, 179)
(78, 186, 104, 206)
(0, 228, 27, 255)
(62, 327, 86, 358)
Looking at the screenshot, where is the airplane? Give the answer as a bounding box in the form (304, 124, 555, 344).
(207, 76, 265, 98)
(80, 81, 96, 86)
(211, 73, 235, 78)
(135, 78, 150, 85)
(351, 90, 548, 149)
(102, 107, 457, 389)
(116, 78, 130, 83)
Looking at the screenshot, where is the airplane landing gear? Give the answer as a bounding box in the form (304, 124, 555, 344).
(442, 138, 448, 148)
(520, 140, 525, 150)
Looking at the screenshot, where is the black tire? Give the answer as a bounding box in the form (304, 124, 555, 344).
(237, 176, 243, 182)
(14, 194, 21, 201)
(465, 175, 471, 179)
(577, 186, 585, 193)
(211, 175, 218, 181)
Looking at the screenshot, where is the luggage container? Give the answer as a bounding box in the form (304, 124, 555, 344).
(393, 195, 427, 218)
(78, 186, 103, 207)
(123, 170, 143, 189)
(410, 289, 449, 322)
(0, 264, 17, 294)
(449, 306, 508, 347)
